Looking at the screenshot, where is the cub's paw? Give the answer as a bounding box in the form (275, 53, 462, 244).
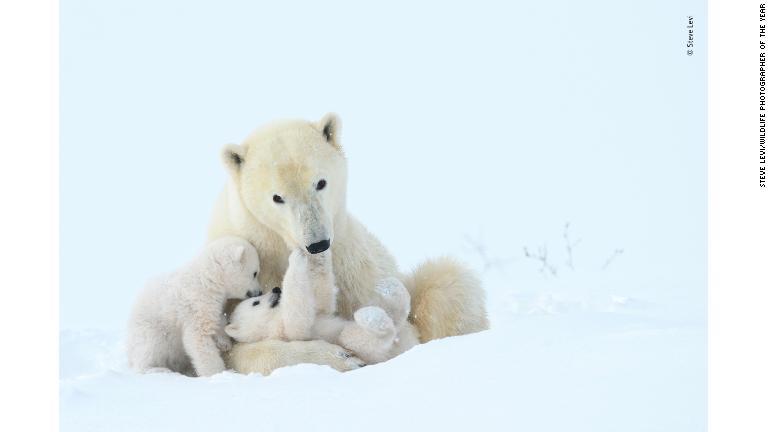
(194, 357, 226, 377)
(353, 306, 395, 336)
(311, 340, 366, 372)
(337, 348, 367, 370)
(214, 333, 233, 352)
(373, 277, 411, 325)
(375, 277, 407, 297)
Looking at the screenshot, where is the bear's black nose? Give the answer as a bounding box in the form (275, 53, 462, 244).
(306, 239, 331, 254)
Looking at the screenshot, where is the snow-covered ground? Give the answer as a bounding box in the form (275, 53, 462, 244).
(60, 233, 706, 431)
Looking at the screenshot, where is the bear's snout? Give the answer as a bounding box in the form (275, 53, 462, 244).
(306, 239, 331, 254)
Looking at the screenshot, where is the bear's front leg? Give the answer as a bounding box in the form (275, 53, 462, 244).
(182, 326, 226, 377)
(213, 314, 233, 352)
(308, 250, 337, 315)
(281, 250, 316, 340)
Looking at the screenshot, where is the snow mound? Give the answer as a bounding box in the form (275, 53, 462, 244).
(61, 312, 703, 432)
(61, 225, 705, 431)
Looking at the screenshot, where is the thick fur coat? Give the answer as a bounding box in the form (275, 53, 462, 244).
(225, 250, 419, 365)
(209, 114, 489, 374)
(126, 236, 261, 376)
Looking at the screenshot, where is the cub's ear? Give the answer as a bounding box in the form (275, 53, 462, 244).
(224, 324, 239, 338)
(270, 287, 282, 308)
(221, 144, 245, 177)
(317, 113, 342, 150)
(232, 245, 245, 263)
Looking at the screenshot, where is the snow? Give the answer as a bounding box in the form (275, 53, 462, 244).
(61, 247, 705, 431)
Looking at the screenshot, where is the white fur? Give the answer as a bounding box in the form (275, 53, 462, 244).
(209, 114, 489, 374)
(225, 250, 416, 365)
(224, 339, 365, 376)
(126, 236, 261, 377)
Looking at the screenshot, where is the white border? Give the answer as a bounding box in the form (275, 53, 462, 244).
(709, 1, 768, 431)
(0, 0, 59, 430)
(1, 0, 766, 429)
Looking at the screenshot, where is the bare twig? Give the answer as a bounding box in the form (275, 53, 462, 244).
(464, 234, 512, 272)
(523, 245, 558, 276)
(563, 222, 582, 270)
(601, 248, 625, 270)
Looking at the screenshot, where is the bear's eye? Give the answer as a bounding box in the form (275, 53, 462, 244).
(316, 179, 327, 191)
(253, 271, 258, 279)
(272, 195, 284, 204)
(252, 300, 260, 306)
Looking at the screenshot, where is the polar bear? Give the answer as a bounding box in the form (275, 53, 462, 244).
(225, 250, 419, 365)
(126, 236, 262, 377)
(209, 113, 489, 374)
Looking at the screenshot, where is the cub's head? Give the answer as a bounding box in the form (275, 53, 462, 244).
(205, 236, 261, 299)
(224, 287, 282, 342)
(221, 113, 347, 254)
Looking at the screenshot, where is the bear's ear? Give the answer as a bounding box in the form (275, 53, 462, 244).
(270, 287, 282, 308)
(317, 113, 342, 150)
(221, 144, 245, 177)
(224, 324, 239, 337)
(231, 245, 246, 263)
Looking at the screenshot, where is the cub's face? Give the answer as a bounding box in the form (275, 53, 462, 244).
(224, 287, 282, 343)
(208, 236, 262, 300)
(221, 114, 348, 254)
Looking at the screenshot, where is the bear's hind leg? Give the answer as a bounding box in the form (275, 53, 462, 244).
(373, 277, 412, 326)
(226, 339, 366, 375)
(337, 306, 396, 364)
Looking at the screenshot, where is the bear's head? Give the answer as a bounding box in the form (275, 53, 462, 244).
(222, 113, 347, 254)
(205, 236, 262, 299)
(224, 287, 282, 342)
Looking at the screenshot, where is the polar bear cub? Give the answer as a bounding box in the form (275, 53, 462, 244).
(126, 236, 261, 377)
(225, 250, 418, 365)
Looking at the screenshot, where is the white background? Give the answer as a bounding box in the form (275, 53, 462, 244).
(708, 1, 768, 430)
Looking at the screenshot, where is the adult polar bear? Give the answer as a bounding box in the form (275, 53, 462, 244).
(209, 113, 488, 374)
